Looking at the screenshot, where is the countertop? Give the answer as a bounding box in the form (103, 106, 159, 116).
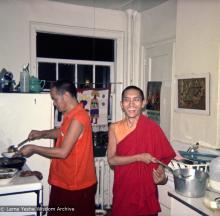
(168, 189, 219, 216)
(0, 165, 42, 195)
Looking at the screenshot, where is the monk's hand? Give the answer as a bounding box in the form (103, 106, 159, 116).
(18, 144, 35, 158)
(153, 165, 168, 185)
(137, 153, 156, 164)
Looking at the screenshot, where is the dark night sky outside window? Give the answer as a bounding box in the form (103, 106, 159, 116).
(37, 33, 114, 62)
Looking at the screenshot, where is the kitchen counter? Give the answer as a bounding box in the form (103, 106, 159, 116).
(0, 165, 43, 216)
(0, 165, 42, 194)
(168, 189, 220, 216)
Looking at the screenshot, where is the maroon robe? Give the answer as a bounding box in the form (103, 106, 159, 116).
(112, 115, 176, 216)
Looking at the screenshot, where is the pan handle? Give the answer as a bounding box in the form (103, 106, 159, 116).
(17, 138, 29, 148)
(156, 159, 174, 174)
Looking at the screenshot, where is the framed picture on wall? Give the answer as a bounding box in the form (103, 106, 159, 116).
(175, 73, 210, 115)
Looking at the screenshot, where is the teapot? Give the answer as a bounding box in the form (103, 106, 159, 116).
(29, 76, 45, 93)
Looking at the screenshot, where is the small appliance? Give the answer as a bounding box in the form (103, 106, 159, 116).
(0, 68, 15, 92)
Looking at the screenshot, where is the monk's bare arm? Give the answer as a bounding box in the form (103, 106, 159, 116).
(107, 124, 155, 166)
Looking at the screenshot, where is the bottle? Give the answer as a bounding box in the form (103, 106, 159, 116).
(20, 64, 30, 92)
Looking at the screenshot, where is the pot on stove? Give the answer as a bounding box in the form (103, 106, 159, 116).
(0, 157, 26, 170)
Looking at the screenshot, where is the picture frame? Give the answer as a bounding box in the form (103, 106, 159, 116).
(175, 73, 210, 115)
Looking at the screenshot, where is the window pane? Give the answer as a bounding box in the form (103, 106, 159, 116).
(58, 64, 75, 82)
(77, 65, 93, 88)
(38, 62, 56, 89)
(95, 66, 110, 89)
(37, 32, 114, 62)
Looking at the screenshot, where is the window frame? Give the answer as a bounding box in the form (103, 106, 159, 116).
(37, 57, 114, 90)
(30, 21, 125, 122)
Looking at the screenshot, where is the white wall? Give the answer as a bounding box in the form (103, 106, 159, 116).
(173, 0, 220, 149)
(140, 0, 177, 139)
(0, 0, 126, 83)
(141, 0, 177, 45)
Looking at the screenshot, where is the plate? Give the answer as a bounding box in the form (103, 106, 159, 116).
(1, 152, 15, 158)
(0, 168, 18, 185)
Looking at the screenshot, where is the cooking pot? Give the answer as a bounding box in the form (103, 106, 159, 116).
(156, 160, 208, 198)
(173, 168, 208, 198)
(0, 157, 26, 170)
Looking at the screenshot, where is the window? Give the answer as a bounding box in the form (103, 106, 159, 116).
(36, 33, 114, 90)
(31, 22, 124, 124)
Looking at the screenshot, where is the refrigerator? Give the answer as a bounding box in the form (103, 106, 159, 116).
(0, 92, 54, 206)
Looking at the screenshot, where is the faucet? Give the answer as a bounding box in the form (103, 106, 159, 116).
(187, 142, 199, 153)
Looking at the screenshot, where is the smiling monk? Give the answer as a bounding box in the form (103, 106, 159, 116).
(107, 85, 176, 216)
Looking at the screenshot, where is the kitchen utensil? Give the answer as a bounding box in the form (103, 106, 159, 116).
(1, 152, 16, 158)
(0, 68, 15, 92)
(20, 64, 30, 92)
(156, 159, 191, 179)
(0, 157, 26, 170)
(174, 168, 208, 198)
(29, 76, 45, 93)
(7, 138, 29, 153)
(0, 168, 18, 185)
(156, 159, 174, 174)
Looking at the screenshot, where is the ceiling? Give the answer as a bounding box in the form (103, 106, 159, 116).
(49, 0, 168, 12)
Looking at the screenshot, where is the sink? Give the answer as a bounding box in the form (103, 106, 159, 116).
(178, 151, 218, 163)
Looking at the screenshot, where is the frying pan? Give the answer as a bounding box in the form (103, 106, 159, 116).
(0, 157, 26, 170)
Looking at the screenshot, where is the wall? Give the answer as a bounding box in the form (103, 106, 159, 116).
(0, 0, 128, 122)
(140, 0, 177, 139)
(173, 0, 220, 149)
(0, 0, 126, 84)
(141, 0, 177, 46)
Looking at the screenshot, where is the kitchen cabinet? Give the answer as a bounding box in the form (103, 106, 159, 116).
(158, 184, 171, 216)
(158, 171, 174, 216)
(0, 93, 54, 206)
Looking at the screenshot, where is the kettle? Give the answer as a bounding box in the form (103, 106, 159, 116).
(29, 76, 45, 93)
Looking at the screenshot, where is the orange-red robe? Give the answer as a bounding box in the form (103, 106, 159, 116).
(112, 115, 176, 216)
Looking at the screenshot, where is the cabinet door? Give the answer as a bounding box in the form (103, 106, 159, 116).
(170, 197, 201, 216)
(0, 192, 39, 216)
(159, 204, 170, 216)
(0, 93, 54, 206)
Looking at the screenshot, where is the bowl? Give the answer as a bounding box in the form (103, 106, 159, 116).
(1, 152, 15, 158)
(0, 168, 18, 185)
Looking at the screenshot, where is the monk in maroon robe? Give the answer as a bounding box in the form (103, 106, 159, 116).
(108, 86, 176, 216)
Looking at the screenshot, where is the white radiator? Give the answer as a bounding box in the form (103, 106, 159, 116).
(95, 157, 114, 210)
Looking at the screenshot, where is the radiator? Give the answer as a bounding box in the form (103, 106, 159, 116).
(95, 157, 114, 210)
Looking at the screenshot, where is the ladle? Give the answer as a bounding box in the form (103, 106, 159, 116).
(156, 159, 191, 179)
(7, 138, 29, 153)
